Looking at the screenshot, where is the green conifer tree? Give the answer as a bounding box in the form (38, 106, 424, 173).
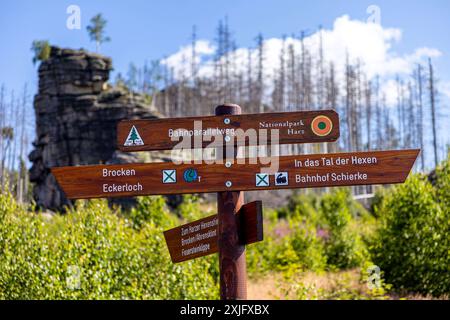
(86, 14, 110, 53)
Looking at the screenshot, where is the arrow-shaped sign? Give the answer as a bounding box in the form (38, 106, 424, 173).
(164, 201, 263, 263)
(52, 149, 419, 199)
(116, 110, 340, 151)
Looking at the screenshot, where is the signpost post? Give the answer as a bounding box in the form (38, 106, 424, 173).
(52, 103, 419, 301)
(215, 104, 246, 300)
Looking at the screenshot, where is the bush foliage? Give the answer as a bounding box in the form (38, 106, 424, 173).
(0, 154, 449, 299)
(0, 194, 218, 299)
(370, 156, 450, 297)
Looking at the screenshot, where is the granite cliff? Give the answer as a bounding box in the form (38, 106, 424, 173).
(29, 46, 160, 210)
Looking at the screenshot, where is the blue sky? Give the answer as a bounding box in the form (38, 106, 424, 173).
(0, 0, 449, 168)
(1, 0, 450, 91)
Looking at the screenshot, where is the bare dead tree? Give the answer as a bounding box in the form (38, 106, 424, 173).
(255, 33, 264, 113)
(428, 58, 439, 167)
(407, 80, 415, 149)
(191, 25, 198, 115)
(345, 52, 354, 151)
(374, 75, 382, 150)
(287, 42, 296, 111)
(0, 84, 4, 191)
(18, 84, 28, 202)
(325, 62, 339, 153)
(317, 26, 325, 110)
(8, 92, 17, 176)
(416, 64, 425, 170)
(365, 77, 372, 150)
(354, 60, 362, 151)
(247, 49, 253, 109)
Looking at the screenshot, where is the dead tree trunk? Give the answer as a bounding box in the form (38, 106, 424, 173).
(428, 58, 438, 167)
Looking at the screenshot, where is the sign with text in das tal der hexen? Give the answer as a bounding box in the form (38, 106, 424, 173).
(51, 105, 420, 300)
(52, 149, 419, 199)
(164, 201, 263, 263)
(116, 110, 339, 151)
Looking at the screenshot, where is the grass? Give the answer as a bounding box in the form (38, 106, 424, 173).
(248, 270, 448, 300)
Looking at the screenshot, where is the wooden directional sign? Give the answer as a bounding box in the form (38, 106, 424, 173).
(51, 101, 421, 301)
(52, 149, 419, 199)
(117, 110, 339, 151)
(164, 201, 263, 263)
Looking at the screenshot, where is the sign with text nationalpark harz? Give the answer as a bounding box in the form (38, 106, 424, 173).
(52, 149, 419, 199)
(117, 110, 340, 151)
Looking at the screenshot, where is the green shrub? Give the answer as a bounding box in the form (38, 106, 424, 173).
(319, 189, 366, 269)
(278, 193, 319, 222)
(31, 40, 51, 65)
(127, 196, 174, 230)
(0, 193, 218, 299)
(177, 194, 203, 221)
(370, 174, 449, 297)
(290, 221, 327, 271)
(435, 152, 450, 209)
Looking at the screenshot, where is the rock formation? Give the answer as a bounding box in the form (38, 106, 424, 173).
(29, 46, 160, 210)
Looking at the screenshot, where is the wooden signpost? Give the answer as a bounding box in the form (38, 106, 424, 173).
(52, 103, 419, 301)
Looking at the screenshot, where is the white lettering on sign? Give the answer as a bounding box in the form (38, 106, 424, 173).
(181, 243, 211, 257)
(181, 217, 218, 237)
(102, 168, 136, 177)
(296, 173, 330, 183)
(287, 128, 305, 135)
(331, 172, 368, 181)
(294, 156, 379, 168)
(295, 172, 368, 184)
(102, 183, 143, 193)
(259, 120, 304, 129)
(181, 229, 217, 246)
(168, 127, 235, 138)
(351, 156, 378, 165)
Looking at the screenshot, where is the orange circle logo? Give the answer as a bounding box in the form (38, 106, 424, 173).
(311, 115, 333, 136)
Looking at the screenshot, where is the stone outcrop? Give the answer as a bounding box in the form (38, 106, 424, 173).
(29, 46, 160, 210)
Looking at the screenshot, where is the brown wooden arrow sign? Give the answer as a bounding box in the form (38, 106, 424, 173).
(52, 149, 419, 199)
(164, 201, 263, 263)
(116, 110, 339, 151)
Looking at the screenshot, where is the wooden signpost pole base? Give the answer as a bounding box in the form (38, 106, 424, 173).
(216, 104, 247, 300)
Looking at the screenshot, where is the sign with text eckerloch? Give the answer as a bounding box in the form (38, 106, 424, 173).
(116, 110, 340, 151)
(52, 149, 419, 199)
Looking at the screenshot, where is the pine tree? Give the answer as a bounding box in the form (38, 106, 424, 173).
(129, 127, 139, 144)
(86, 13, 110, 53)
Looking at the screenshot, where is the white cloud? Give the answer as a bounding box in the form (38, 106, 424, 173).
(161, 15, 443, 107)
(161, 40, 215, 77)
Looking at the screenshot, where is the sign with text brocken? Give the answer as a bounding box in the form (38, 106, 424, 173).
(117, 110, 339, 151)
(52, 149, 419, 199)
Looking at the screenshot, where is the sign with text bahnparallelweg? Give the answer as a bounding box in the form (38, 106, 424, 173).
(117, 110, 339, 151)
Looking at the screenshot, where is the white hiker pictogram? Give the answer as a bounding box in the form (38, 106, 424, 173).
(124, 125, 144, 146)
